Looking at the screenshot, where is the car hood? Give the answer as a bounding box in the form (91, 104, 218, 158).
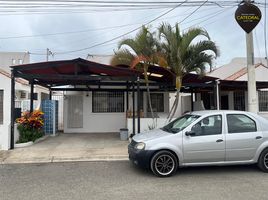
(132, 129, 171, 142)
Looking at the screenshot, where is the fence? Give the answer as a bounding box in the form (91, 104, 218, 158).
(52, 93, 64, 131)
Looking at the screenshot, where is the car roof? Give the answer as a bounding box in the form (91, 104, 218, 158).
(187, 110, 252, 116)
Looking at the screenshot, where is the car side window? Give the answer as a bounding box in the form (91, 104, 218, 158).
(227, 114, 257, 133)
(191, 115, 222, 136)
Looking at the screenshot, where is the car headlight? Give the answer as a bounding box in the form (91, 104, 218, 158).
(135, 142, 146, 150)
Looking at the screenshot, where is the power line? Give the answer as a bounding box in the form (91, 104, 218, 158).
(0, 1, 246, 15)
(54, 0, 190, 55)
(177, 0, 208, 24)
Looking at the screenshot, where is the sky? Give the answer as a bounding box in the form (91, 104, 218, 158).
(0, 0, 267, 69)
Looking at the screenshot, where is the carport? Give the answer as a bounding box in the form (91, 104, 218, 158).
(10, 58, 268, 150)
(9, 58, 176, 149)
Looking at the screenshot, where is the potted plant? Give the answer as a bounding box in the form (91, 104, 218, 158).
(15, 110, 45, 147)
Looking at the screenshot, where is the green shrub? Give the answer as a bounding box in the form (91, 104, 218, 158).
(17, 124, 44, 143)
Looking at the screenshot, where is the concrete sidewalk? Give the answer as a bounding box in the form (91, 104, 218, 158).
(0, 133, 129, 164)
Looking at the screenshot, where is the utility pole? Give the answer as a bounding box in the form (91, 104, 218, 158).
(46, 48, 53, 61)
(245, 0, 258, 113)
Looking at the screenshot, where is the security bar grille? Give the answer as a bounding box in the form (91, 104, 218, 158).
(258, 91, 268, 112)
(92, 91, 124, 113)
(233, 91, 245, 111)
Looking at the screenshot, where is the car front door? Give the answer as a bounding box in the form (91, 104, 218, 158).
(183, 114, 225, 164)
(225, 114, 263, 161)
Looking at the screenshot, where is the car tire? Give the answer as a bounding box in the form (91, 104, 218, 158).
(258, 148, 268, 173)
(150, 150, 178, 177)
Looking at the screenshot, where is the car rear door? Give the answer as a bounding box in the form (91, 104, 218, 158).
(225, 113, 263, 161)
(183, 114, 225, 164)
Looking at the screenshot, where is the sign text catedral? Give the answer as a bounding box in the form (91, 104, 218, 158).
(235, 2, 262, 33)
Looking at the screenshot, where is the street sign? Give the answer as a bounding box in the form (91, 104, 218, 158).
(235, 2, 262, 33)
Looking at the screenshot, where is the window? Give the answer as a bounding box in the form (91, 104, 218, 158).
(191, 115, 222, 136)
(258, 91, 268, 112)
(149, 93, 164, 112)
(162, 114, 200, 133)
(0, 90, 3, 124)
(233, 91, 245, 111)
(18, 59, 23, 64)
(11, 59, 16, 65)
(227, 114, 257, 133)
(92, 91, 124, 113)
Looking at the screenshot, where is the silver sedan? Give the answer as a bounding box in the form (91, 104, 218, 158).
(128, 110, 268, 177)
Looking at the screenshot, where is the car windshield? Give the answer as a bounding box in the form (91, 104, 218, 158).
(161, 114, 200, 133)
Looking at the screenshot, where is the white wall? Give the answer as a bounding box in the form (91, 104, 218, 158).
(0, 75, 11, 150)
(127, 118, 176, 134)
(0, 52, 30, 72)
(169, 92, 192, 117)
(64, 92, 127, 133)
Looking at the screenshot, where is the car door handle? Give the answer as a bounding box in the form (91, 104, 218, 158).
(216, 139, 224, 143)
(256, 136, 263, 140)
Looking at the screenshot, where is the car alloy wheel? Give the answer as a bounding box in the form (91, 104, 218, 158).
(258, 148, 268, 173)
(155, 154, 175, 176)
(151, 150, 178, 177)
(264, 153, 268, 169)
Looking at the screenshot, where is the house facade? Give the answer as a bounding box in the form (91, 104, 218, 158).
(0, 52, 49, 150)
(205, 57, 268, 119)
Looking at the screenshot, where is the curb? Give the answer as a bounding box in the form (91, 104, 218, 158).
(0, 155, 129, 164)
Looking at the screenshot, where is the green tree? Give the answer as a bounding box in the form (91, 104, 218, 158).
(111, 26, 160, 125)
(158, 23, 219, 121)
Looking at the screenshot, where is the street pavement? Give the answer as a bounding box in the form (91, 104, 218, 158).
(1, 161, 268, 200)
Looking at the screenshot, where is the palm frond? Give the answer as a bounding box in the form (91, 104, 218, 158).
(110, 49, 134, 66)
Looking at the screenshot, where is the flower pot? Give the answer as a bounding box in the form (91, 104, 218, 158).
(14, 141, 33, 148)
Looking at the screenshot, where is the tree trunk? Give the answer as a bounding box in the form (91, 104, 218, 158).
(167, 76, 182, 122)
(144, 66, 156, 127)
(168, 89, 180, 122)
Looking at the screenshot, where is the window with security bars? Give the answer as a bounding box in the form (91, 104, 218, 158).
(233, 91, 245, 111)
(149, 93, 164, 112)
(258, 91, 268, 112)
(92, 91, 124, 113)
(0, 90, 3, 124)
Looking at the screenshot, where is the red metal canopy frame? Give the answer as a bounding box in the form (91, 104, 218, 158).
(9, 58, 268, 149)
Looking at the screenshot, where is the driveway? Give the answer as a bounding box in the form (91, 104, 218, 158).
(0, 133, 129, 164)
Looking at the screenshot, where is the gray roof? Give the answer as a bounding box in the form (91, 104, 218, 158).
(208, 57, 268, 79)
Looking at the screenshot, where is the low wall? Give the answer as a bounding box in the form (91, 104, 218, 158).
(127, 117, 176, 135)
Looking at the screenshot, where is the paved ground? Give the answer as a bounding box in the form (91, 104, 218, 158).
(0, 161, 268, 200)
(0, 133, 128, 164)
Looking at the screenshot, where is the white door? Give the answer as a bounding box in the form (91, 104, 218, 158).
(225, 114, 263, 161)
(67, 96, 83, 128)
(183, 115, 225, 164)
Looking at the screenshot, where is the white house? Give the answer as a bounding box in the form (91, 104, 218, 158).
(206, 57, 268, 119)
(0, 52, 49, 150)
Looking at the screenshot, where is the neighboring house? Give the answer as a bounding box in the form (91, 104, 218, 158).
(0, 52, 49, 150)
(206, 57, 268, 119)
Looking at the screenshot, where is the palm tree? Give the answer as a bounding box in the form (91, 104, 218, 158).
(158, 23, 219, 121)
(111, 26, 160, 126)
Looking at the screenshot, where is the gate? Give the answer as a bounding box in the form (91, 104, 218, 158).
(52, 93, 64, 131)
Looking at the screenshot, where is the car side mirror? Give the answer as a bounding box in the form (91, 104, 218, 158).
(185, 131, 196, 137)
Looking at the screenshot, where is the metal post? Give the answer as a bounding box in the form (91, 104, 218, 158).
(132, 83, 135, 135)
(30, 81, 34, 113)
(246, 29, 258, 113)
(137, 76, 141, 133)
(49, 90, 52, 100)
(126, 82, 129, 111)
(10, 70, 15, 149)
(191, 89, 194, 111)
(215, 79, 220, 110)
